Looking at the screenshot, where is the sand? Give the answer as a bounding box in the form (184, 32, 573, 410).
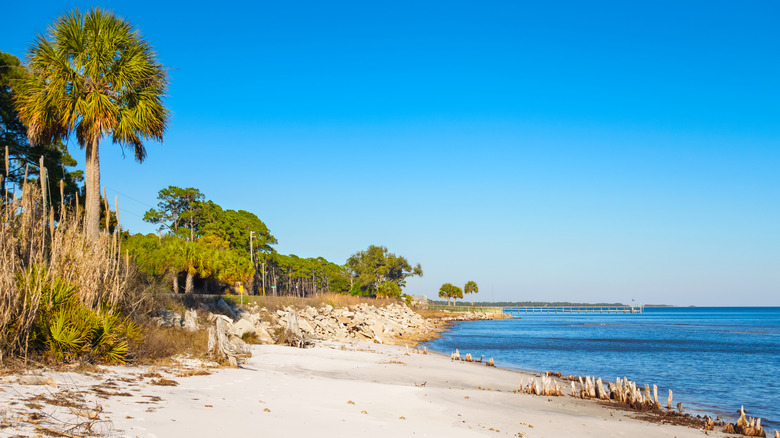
(0, 341, 729, 438)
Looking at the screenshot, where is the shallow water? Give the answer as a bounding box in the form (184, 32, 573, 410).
(425, 307, 780, 430)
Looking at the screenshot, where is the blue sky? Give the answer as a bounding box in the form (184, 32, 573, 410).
(2, 1, 778, 305)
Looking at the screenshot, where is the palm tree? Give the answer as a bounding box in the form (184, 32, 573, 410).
(464, 281, 479, 306)
(439, 283, 453, 306)
(439, 283, 463, 306)
(15, 8, 168, 236)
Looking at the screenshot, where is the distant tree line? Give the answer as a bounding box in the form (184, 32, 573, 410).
(126, 186, 422, 298)
(431, 300, 629, 307)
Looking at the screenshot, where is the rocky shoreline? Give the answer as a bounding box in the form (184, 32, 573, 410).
(154, 299, 509, 365)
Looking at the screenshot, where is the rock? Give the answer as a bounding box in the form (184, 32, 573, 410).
(298, 317, 315, 335)
(254, 326, 275, 344)
(216, 298, 237, 320)
(230, 318, 257, 338)
(154, 309, 183, 328)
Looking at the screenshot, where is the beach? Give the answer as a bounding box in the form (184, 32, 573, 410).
(1, 341, 730, 438)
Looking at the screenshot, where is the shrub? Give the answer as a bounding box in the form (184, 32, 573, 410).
(1, 183, 135, 364)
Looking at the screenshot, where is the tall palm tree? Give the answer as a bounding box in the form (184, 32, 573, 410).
(464, 280, 479, 307)
(14, 8, 168, 236)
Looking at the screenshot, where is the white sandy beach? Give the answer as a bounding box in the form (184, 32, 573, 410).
(1, 341, 730, 438)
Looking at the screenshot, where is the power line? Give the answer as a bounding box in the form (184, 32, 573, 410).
(103, 185, 157, 210)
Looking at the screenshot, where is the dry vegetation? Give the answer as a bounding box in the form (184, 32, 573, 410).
(129, 325, 209, 363)
(159, 292, 400, 314)
(234, 293, 399, 311)
(0, 181, 132, 365)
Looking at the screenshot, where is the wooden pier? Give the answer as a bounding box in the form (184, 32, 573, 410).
(502, 305, 644, 316)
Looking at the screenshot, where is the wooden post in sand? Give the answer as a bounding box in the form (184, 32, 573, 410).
(667, 389, 673, 409)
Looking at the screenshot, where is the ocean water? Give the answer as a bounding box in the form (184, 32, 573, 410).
(425, 307, 780, 430)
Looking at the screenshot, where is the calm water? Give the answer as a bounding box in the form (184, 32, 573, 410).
(425, 307, 780, 429)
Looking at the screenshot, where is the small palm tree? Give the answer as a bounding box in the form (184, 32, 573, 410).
(464, 281, 479, 306)
(15, 8, 168, 236)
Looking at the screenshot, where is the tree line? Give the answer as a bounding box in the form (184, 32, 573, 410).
(125, 185, 423, 298)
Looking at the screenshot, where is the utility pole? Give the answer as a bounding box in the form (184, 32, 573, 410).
(250, 231, 254, 295)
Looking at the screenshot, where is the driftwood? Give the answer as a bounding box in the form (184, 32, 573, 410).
(16, 375, 57, 387)
(486, 357, 495, 367)
(451, 349, 460, 361)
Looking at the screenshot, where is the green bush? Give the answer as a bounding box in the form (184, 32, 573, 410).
(27, 268, 141, 364)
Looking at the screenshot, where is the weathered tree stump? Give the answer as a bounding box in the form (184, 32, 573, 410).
(283, 310, 311, 348)
(183, 309, 198, 332)
(208, 317, 252, 367)
(727, 406, 766, 437)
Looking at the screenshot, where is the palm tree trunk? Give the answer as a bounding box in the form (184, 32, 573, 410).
(84, 139, 101, 237)
(173, 272, 179, 294)
(185, 270, 194, 294)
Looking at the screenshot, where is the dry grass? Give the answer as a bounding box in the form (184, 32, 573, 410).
(235, 293, 398, 312)
(412, 308, 461, 319)
(129, 324, 209, 363)
(0, 184, 130, 364)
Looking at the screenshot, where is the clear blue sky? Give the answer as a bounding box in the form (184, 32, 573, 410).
(2, 1, 778, 305)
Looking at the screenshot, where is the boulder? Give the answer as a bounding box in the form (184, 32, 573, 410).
(216, 298, 237, 320)
(298, 317, 315, 335)
(154, 309, 183, 328)
(254, 326, 275, 344)
(230, 318, 257, 338)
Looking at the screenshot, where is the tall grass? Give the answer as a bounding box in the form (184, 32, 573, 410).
(0, 181, 130, 364)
